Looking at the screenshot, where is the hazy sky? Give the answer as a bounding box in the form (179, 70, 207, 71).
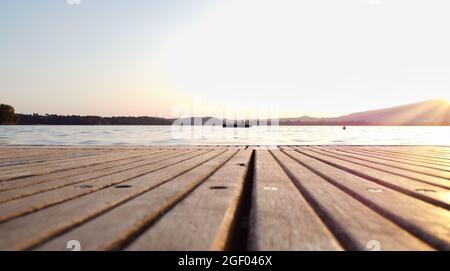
(1, 0, 449, 118)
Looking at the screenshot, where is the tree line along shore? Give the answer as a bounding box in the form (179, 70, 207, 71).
(2, 103, 449, 126)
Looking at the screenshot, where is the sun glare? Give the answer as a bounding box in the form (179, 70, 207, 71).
(155, 0, 450, 117)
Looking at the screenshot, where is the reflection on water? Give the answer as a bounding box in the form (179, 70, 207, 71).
(0, 125, 449, 145)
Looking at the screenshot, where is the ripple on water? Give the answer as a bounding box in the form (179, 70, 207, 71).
(0, 126, 449, 145)
(79, 140, 102, 145)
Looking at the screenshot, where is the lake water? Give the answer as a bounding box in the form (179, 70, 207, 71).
(0, 125, 449, 146)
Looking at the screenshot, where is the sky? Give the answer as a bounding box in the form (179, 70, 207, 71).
(1, 0, 449, 118)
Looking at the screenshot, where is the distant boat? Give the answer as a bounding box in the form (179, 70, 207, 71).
(223, 120, 251, 128)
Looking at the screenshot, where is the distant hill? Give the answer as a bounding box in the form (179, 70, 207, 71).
(280, 99, 450, 126)
(11, 99, 450, 126)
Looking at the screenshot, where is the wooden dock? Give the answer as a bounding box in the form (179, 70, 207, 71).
(0, 145, 448, 251)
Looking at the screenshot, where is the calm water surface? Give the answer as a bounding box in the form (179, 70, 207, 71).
(0, 126, 449, 145)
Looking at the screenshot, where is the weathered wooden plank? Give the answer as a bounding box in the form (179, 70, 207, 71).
(426, 146, 450, 152)
(0, 150, 167, 191)
(0, 149, 226, 250)
(366, 147, 450, 162)
(36, 150, 239, 251)
(0, 149, 112, 167)
(376, 146, 450, 157)
(311, 147, 450, 184)
(0, 150, 148, 181)
(0, 145, 447, 251)
(347, 147, 449, 167)
(0, 149, 210, 223)
(295, 148, 450, 209)
(392, 146, 450, 158)
(0, 151, 93, 168)
(0, 149, 62, 160)
(6, 146, 148, 151)
(246, 146, 258, 150)
(278, 146, 296, 150)
(270, 150, 432, 251)
(0, 148, 78, 159)
(0, 147, 142, 166)
(381, 145, 450, 152)
(0, 149, 136, 174)
(0, 150, 182, 203)
(325, 147, 449, 172)
(249, 151, 341, 250)
(282, 150, 450, 250)
(247, 146, 277, 150)
(298, 147, 450, 190)
(124, 150, 252, 251)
